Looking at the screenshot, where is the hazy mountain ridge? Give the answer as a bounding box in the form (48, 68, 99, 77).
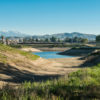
(33, 32, 96, 40)
(0, 31, 96, 40)
(0, 31, 29, 37)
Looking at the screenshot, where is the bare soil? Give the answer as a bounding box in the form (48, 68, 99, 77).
(20, 47, 42, 52)
(0, 52, 84, 88)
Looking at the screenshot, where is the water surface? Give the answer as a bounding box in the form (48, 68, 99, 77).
(33, 51, 74, 59)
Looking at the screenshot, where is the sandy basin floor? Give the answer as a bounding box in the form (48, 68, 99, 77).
(49, 57, 84, 68)
(48, 57, 85, 74)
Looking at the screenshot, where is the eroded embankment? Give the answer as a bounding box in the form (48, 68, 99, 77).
(80, 50, 100, 67)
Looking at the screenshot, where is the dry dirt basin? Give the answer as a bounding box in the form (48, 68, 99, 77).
(0, 56, 85, 88)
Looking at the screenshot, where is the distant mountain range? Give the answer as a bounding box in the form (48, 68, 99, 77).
(33, 32, 96, 40)
(0, 31, 29, 37)
(0, 31, 96, 40)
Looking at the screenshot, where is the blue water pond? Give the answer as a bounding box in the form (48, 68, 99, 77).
(33, 51, 74, 59)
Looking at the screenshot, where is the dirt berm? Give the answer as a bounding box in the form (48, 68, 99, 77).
(80, 50, 100, 67)
(58, 47, 98, 56)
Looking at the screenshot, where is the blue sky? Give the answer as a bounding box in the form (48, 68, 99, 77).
(0, 0, 100, 35)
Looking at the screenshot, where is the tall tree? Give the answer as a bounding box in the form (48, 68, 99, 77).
(36, 38, 39, 42)
(50, 36, 56, 42)
(81, 38, 88, 43)
(96, 35, 100, 42)
(45, 38, 49, 42)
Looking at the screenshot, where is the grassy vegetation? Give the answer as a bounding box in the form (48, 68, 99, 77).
(0, 44, 39, 61)
(1, 64, 100, 100)
(9, 44, 32, 49)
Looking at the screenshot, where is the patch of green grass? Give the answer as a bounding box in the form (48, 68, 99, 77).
(18, 51, 39, 60)
(0, 44, 39, 60)
(9, 44, 32, 49)
(68, 66, 100, 86)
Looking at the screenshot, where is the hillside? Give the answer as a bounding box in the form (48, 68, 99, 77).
(0, 44, 84, 87)
(33, 32, 96, 40)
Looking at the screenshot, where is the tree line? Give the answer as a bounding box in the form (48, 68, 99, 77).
(23, 36, 89, 43)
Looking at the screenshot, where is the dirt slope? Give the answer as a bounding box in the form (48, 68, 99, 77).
(0, 44, 84, 88)
(81, 50, 100, 67)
